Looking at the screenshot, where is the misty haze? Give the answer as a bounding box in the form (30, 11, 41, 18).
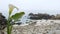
(0, 0, 60, 34)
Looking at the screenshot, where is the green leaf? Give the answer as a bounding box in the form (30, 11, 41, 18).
(11, 12, 25, 21)
(9, 4, 19, 15)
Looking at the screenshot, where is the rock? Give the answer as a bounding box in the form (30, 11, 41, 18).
(0, 13, 7, 34)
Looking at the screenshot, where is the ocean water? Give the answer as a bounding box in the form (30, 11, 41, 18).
(19, 13, 31, 24)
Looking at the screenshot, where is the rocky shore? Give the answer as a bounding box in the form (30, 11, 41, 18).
(3, 20, 60, 34)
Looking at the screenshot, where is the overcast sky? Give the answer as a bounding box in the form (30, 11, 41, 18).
(0, 0, 60, 17)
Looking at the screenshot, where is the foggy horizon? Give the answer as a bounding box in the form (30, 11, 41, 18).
(0, 0, 60, 17)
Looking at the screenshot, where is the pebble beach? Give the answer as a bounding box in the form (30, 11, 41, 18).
(3, 20, 60, 34)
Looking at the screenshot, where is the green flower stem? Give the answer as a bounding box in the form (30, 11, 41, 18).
(7, 16, 12, 34)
